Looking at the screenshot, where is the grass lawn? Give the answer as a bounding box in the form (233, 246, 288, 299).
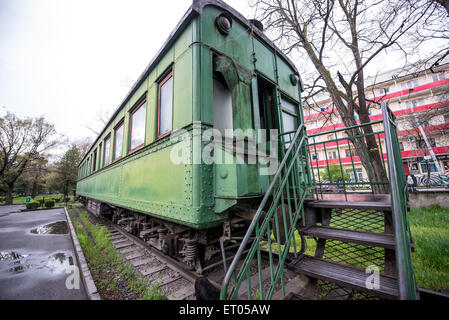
(265, 205, 449, 292)
(408, 205, 449, 291)
(68, 207, 166, 300)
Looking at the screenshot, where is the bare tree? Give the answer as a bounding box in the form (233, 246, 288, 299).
(0, 111, 58, 204)
(73, 137, 93, 157)
(251, 0, 447, 193)
(433, 0, 449, 16)
(83, 109, 111, 136)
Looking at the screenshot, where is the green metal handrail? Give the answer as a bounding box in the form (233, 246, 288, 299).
(220, 124, 309, 300)
(308, 119, 390, 199)
(220, 103, 417, 300)
(381, 101, 418, 299)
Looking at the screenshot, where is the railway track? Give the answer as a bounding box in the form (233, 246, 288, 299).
(80, 206, 298, 300)
(84, 209, 203, 300)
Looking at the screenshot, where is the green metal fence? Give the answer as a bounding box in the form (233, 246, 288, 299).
(308, 120, 390, 199)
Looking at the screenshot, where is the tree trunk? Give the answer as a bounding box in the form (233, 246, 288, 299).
(5, 186, 13, 205)
(358, 112, 390, 194)
(302, 36, 389, 194)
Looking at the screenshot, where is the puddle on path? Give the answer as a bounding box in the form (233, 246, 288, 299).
(0, 251, 29, 261)
(30, 221, 69, 235)
(0, 251, 74, 274)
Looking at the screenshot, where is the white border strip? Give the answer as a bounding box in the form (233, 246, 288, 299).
(64, 206, 101, 300)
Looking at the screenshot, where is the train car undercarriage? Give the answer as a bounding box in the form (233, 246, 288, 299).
(81, 197, 253, 274)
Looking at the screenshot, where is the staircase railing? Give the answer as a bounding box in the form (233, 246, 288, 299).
(308, 120, 390, 199)
(381, 101, 418, 300)
(220, 103, 417, 300)
(220, 124, 310, 300)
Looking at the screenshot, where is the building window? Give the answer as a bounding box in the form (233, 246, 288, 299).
(399, 142, 404, 151)
(421, 120, 430, 127)
(312, 153, 319, 161)
(345, 149, 356, 158)
(444, 114, 449, 122)
(158, 72, 173, 137)
(346, 168, 363, 181)
(406, 99, 423, 109)
(430, 138, 436, 147)
(104, 135, 111, 166)
(432, 71, 446, 82)
(401, 80, 419, 91)
(410, 163, 420, 174)
(421, 161, 438, 173)
(416, 138, 436, 149)
(130, 100, 147, 152)
(114, 121, 124, 160)
(328, 151, 337, 160)
(443, 161, 449, 172)
(379, 87, 390, 95)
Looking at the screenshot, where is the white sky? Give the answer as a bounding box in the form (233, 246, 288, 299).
(0, 0, 252, 147)
(0, 0, 445, 155)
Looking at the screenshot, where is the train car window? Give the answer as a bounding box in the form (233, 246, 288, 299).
(98, 142, 102, 169)
(213, 76, 233, 136)
(281, 99, 297, 114)
(282, 112, 296, 133)
(87, 156, 91, 175)
(130, 100, 147, 151)
(114, 121, 124, 160)
(104, 135, 111, 166)
(281, 98, 298, 146)
(92, 149, 97, 172)
(158, 72, 173, 137)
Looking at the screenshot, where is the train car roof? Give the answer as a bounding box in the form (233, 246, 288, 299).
(79, 0, 299, 165)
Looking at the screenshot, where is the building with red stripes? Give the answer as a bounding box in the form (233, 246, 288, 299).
(304, 61, 449, 181)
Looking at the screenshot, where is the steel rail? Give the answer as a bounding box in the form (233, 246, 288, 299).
(85, 208, 205, 288)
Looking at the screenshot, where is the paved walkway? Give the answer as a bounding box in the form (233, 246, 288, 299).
(0, 206, 87, 300)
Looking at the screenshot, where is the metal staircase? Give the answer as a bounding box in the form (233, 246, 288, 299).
(220, 102, 418, 300)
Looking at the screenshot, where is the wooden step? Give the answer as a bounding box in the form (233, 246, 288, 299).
(168, 285, 195, 300)
(307, 200, 392, 211)
(287, 256, 398, 299)
(299, 226, 395, 249)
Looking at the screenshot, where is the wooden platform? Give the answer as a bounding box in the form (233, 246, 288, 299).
(287, 256, 399, 299)
(307, 200, 392, 211)
(299, 225, 395, 249)
(311, 193, 391, 202)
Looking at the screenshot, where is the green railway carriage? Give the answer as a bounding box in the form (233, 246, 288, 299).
(76, 0, 304, 270)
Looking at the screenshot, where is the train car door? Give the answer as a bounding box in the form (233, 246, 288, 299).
(257, 77, 279, 153)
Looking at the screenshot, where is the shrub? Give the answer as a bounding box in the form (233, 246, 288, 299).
(320, 163, 350, 181)
(26, 201, 40, 210)
(44, 199, 56, 208)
